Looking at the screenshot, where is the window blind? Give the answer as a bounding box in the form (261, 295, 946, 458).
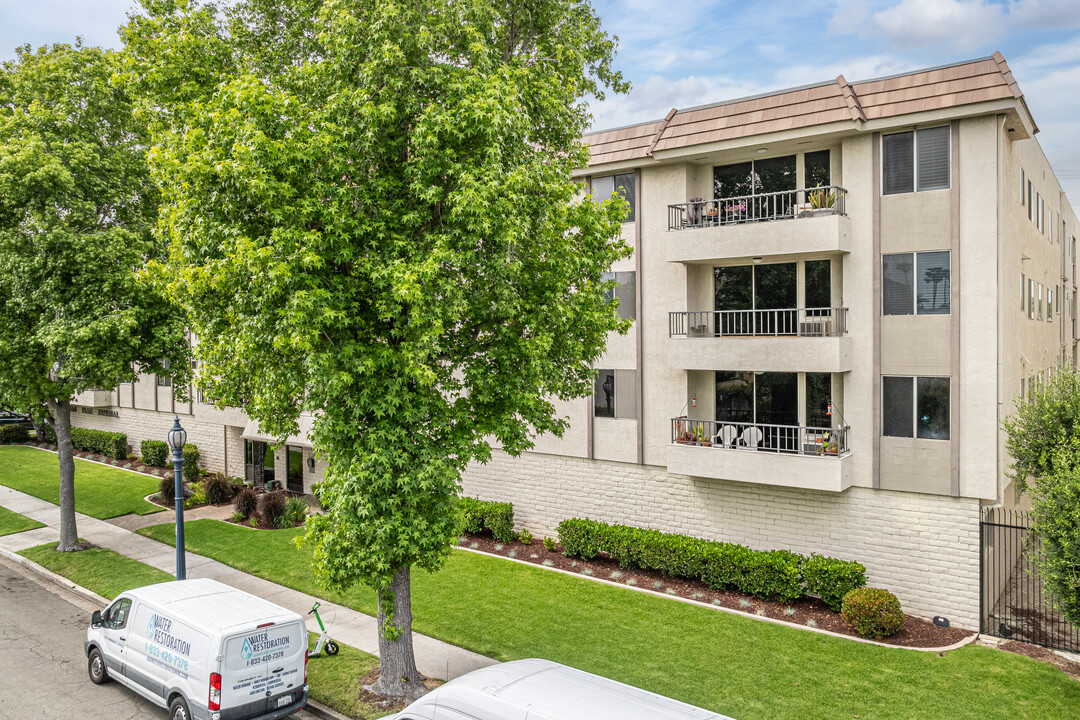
(882, 253, 914, 315)
(882, 376, 914, 438)
(882, 132, 914, 195)
(916, 126, 950, 191)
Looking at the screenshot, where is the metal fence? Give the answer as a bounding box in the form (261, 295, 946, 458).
(671, 417, 849, 457)
(667, 186, 848, 231)
(669, 308, 848, 338)
(980, 507, 1080, 652)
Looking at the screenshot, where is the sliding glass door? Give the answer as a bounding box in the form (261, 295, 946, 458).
(714, 262, 799, 335)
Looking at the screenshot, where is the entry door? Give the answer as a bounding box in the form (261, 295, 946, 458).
(286, 446, 304, 494)
(246, 440, 275, 489)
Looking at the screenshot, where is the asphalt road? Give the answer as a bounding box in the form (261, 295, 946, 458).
(0, 555, 320, 720)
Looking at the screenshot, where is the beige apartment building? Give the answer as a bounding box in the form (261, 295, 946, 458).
(70, 53, 1075, 628)
(458, 53, 1079, 628)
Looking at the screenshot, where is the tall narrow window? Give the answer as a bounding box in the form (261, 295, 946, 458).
(1039, 284, 1044, 320)
(882, 131, 915, 195)
(1021, 167, 1026, 205)
(1048, 288, 1054, 321)
(882, 253, 914, 315)
(916, 251, 950, 314)
(917, 377, 950, 440)
(1021, 273, 1026, 310)
(804, 150, 831, 189)
(1037, 194, 1044, 232)
(882, 376, 914, 437)
(602, 271, 636, 320)
(1028, 181, 1034, 221)
(594, 369, 616, 418)
(156, 360, 172, 387)
(591, 173, 636, 222)
(804, 259, 832, 314)
(1029, 279, 1035, 319)
(593, 369, 636, 419)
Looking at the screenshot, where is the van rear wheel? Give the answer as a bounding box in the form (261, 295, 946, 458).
(325, 640, 339, 656)
(88, 648, 109, 684)
(169, 696, 191, 720)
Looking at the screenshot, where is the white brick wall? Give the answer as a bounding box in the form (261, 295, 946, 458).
(462, 449, 981, 628)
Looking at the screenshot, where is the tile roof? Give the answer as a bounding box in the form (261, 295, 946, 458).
(583, 52, 1027, 167)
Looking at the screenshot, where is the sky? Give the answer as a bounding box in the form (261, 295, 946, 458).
(2, 0, 1079, 205)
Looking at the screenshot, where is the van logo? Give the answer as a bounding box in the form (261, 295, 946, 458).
(146, 614, 157, 639)
(241, 637, 253, 660)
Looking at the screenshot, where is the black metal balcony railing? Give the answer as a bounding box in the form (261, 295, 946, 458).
(668, 308, 848, 338)
(671, 417, 849, 457)
(667, 186, 847, 231)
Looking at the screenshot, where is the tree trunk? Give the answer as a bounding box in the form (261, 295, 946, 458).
(365, 566, 428, 702)
(31, 419, 47, 442)
(47, 399, 81, 552)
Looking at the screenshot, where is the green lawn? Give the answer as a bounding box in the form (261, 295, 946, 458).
(0, 445, 163, 518)
(0, 505, 44, 536)
(306, 637, 390, 719)
(20, 541, 176, 599)
(139, 519, 1080, 720)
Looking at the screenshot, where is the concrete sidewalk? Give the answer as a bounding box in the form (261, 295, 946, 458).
(0, 485, 497, 682)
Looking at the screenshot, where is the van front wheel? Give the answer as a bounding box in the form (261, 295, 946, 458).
(88, 648, 109, 684)
(169, 696, 190, 720)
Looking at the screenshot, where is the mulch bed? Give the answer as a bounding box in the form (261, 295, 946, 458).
(354, 669, 442, 712)
(23, 441, 174, 479)
(459, 532, 974, 649)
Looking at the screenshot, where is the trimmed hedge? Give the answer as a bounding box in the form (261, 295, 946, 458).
(841, 587, 905, 638)
(183, 444, 200, 481)
(203, 474, 237, 505)
(459, 496, 515, 543)
(557, 518, 867, 605)
(803, 553, 868, 612)
(40, 425, 128, 458)
(0, 424, 31, 444)
(140, 440, 169, 468)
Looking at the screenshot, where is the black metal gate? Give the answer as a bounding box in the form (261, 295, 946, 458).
(980, 507, 1080, 652)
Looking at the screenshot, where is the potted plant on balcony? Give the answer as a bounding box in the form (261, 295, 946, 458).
(808, 188, 836, 216)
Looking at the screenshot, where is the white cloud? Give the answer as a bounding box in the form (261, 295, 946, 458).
(828, 0, 870, 35)
(775, 54, 914, 86)
(588, 74, 765, 132)
(1008, 0, 1080, 29)
(871, 0, 1005, 52)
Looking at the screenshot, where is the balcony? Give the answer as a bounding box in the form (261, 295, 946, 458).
(665, 187, 850, 263)
(667, 418, 853, 492)
(668, 309, 852, 373)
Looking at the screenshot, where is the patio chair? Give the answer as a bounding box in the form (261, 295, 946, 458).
(740, 425, 763, 451)
(715, 424, 739, 449)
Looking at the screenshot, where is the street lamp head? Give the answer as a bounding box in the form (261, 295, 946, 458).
(167, 416, 187, 450)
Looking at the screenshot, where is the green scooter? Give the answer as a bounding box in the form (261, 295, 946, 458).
(307, 602, 339, 657)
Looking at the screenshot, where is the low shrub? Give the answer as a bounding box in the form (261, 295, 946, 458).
(203, 474, 235, 505)
(802, 554, 867, 612)
(140, 440, 169, 468)
(557, 518, 869, 606)
(279, 496, 308, 528)
(841, 587, 905, 639)
(183, 444, 200, 482)
(234, 487, 258, 519)
(39, 425, 127, 456)
(518, 529, 534, 545)
(42, 424, 56, 443)
(0, 424, 31, 444)
(186, 482, 207, 508)
(259, 490, 288, 528)
(158, 475, 176, 505)
(458, 496, 515, 543)
(542, 536, 557, 552)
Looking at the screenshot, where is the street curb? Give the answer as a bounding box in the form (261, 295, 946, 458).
(303, 699, 355, 720)
(454, 545, 980, 654)
(0, 545, 109, 607)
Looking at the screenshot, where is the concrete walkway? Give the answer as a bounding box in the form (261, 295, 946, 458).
(0, 485, 496, 682)
(107, 502, 235, 532)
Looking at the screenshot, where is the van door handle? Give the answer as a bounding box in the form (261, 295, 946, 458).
(272, 667, 284, 673)
(120, 637, 126, 641)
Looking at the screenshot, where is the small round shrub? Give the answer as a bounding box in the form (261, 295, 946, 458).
(234, 487, 258, 519)
(258, 490, 288, 528)
(278, 496, 308, 528)
(158, 476, 176, 505)
(841, 587, 905, 639)
(203, 474, 235, 505)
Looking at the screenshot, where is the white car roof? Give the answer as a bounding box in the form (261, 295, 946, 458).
(122, 578, 302, 636)
(408, 659, 736, 720)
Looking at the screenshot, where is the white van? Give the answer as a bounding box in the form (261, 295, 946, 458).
(389, 659, 736, 720)
(84, 578, 309, 720)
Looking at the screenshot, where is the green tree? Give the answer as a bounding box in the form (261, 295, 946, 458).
(0, 42, 189, 552)
(123, 0, 628, 699)
(1003, 369, 1080, 625)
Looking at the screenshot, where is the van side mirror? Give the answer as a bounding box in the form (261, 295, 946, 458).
(92, 610, 102, 627)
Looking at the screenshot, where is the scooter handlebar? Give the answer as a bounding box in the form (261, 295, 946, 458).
(308, 602, 320, 615)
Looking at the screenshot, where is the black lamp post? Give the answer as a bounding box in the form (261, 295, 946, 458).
(166, 416, 187, 580)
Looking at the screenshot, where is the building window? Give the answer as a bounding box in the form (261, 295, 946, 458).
(1039, 284, 1044, 321)
(593, 369, 636, 419)
(1037, 194, 1044, 232)
(882, 376, 950, 440)
(592, 173, 636, 223)
(1021, 273, 1026, 310)
(1029, 279, 1035, 319)
(1028, 181, 1034, 221)
(882, 126, 950, 195)
(156, 360, 172, 387)
(1049, 288, 1054, 321)
(1049, 210, 1054, 243)
(882, 251, 950, 315)
(602, 271, 636, 321)
(804, 149, 831, 189)
(1020, 377, 1025, 404)
(1021, 167, 1025, 205)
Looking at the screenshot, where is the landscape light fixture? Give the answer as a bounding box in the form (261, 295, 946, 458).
(166, 416, 188, 581)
